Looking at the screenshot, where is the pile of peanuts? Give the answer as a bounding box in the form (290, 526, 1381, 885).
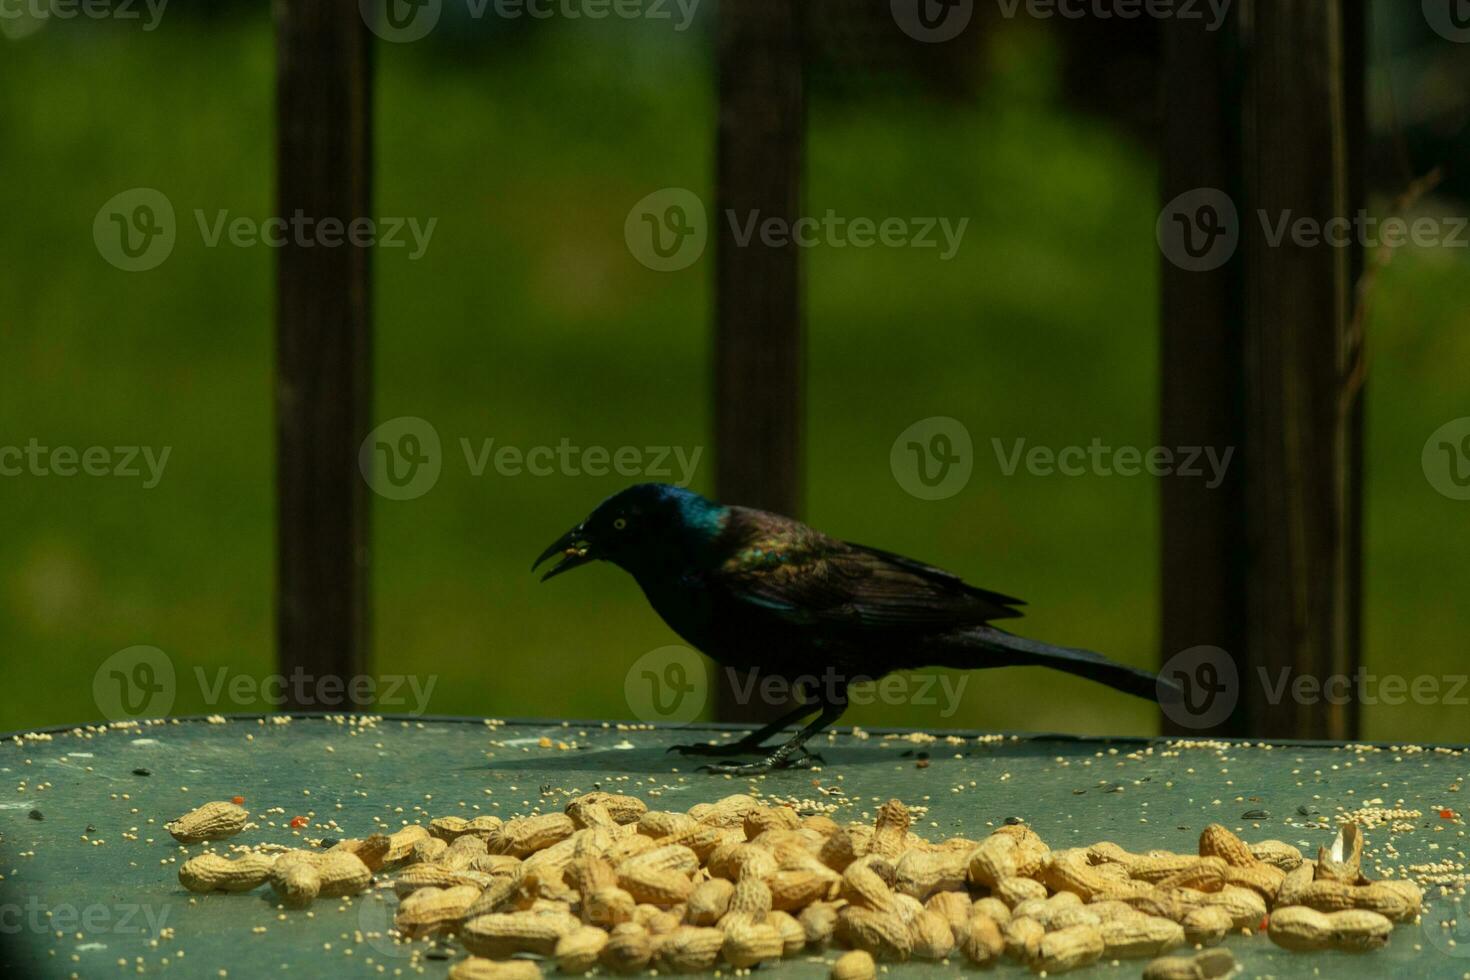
(169, 792, 1424, 978)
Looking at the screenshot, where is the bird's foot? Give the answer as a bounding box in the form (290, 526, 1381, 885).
(696, 750, 822, 776)
(667, 740, 769, 758)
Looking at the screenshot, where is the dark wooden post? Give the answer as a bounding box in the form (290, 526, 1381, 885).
(275, 0, 373, 707)
(713, 0, 804, 722)
(1161, 1, 1365, 739)
(1158, 4, 1246, 735)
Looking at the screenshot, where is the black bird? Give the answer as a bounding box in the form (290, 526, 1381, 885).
(534, 484, 1179, 774)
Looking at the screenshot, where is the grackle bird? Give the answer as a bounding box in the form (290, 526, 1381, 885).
(534, 483, 1180, 775)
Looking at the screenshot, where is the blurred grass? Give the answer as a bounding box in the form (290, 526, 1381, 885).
(1, 16, 1467, 742)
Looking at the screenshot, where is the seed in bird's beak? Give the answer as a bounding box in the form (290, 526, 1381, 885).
(533, 528, 596, 581)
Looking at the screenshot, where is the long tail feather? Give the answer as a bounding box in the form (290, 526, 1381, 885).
(936, 626, 1182, 704)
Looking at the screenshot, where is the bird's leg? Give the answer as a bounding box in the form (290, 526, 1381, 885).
(669, 700, 818, 757)
(698, 698, 847, 776)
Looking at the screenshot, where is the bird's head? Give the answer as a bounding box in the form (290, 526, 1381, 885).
(532, 483, 728, 581)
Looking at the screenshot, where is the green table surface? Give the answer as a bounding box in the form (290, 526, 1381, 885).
(2, 715, 1468, 979)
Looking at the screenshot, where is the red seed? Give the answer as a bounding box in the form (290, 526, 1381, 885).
(290, 816, 308, 829)
(1440, 808, 1457, 820)
(231, 796, 245, 805)
(1259, 915, 1270, 931)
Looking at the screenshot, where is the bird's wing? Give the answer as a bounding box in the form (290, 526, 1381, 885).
(713, 514, 1024, 631)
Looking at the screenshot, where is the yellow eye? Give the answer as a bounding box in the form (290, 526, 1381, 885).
(613, 518, 628, 530)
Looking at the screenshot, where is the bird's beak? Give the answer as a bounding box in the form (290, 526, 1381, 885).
(532, 524, 596, 582)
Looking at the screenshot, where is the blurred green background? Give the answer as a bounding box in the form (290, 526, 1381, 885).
(1, 5, 1466, 742)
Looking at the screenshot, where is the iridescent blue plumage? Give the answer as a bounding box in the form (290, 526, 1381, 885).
(670, 485, 729, 539)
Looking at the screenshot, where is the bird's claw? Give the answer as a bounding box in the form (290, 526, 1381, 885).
(695, 753, 820, 776)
